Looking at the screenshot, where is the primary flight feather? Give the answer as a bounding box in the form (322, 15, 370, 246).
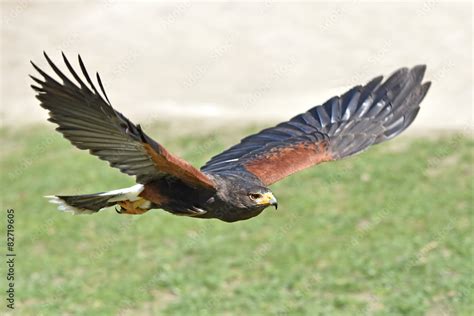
(31, 52, 430, 222)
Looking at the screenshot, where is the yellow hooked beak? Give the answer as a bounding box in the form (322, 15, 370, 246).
(257, 192, 278, 209)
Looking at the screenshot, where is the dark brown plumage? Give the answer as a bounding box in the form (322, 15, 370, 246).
(32, 53, 430, 222)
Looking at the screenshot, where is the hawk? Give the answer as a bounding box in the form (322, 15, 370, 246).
(31, 53, 430, 222)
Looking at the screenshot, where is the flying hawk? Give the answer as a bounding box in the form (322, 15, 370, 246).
(31, 53, 430, 222)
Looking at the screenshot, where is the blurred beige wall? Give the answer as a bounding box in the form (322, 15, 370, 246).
(1, 1, 472, 131)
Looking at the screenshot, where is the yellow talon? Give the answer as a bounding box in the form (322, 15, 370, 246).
(117, 198, 150, 215)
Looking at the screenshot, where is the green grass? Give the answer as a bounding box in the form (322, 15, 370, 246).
(1, 123, 473, 315)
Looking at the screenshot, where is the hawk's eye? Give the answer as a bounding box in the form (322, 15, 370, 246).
(249, 193, 262, 200)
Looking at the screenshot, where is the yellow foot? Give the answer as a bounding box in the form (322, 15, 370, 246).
(116, 199, 150, 215)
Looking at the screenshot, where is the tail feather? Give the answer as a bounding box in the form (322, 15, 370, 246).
(46, 184, 145, 214)
(47, 194, 114, 214)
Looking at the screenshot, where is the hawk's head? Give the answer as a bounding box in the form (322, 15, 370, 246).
(245, 186, 278, 210)
(209, 174, 278, 222)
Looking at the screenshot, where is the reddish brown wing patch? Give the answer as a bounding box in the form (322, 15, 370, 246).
(139, 183, 170, 206)
(143, 143, 215, 190)
(243, 141, 333, 185)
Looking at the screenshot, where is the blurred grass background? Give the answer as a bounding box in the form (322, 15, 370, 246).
(0, 123, 472, 315)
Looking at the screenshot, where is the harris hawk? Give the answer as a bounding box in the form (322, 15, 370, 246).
(31, 53, 430, 222)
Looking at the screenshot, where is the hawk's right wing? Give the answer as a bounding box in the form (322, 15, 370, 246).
(202, 66, 430, 186)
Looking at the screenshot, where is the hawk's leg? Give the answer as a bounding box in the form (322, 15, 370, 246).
(116, 198, 150, 215)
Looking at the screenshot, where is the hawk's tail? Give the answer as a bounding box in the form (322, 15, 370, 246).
(46, 184, 145, 214)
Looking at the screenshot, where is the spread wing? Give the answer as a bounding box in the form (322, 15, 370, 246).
(202, 65, 431, 186)
(31, 52, 215, 190)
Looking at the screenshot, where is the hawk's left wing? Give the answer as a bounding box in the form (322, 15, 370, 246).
(202, 66, 430, 185)
(31, 52, 215, 190)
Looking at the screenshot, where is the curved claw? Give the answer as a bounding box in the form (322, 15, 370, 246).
(115, 206, 122, 214)
(189, 206, 207, 216)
